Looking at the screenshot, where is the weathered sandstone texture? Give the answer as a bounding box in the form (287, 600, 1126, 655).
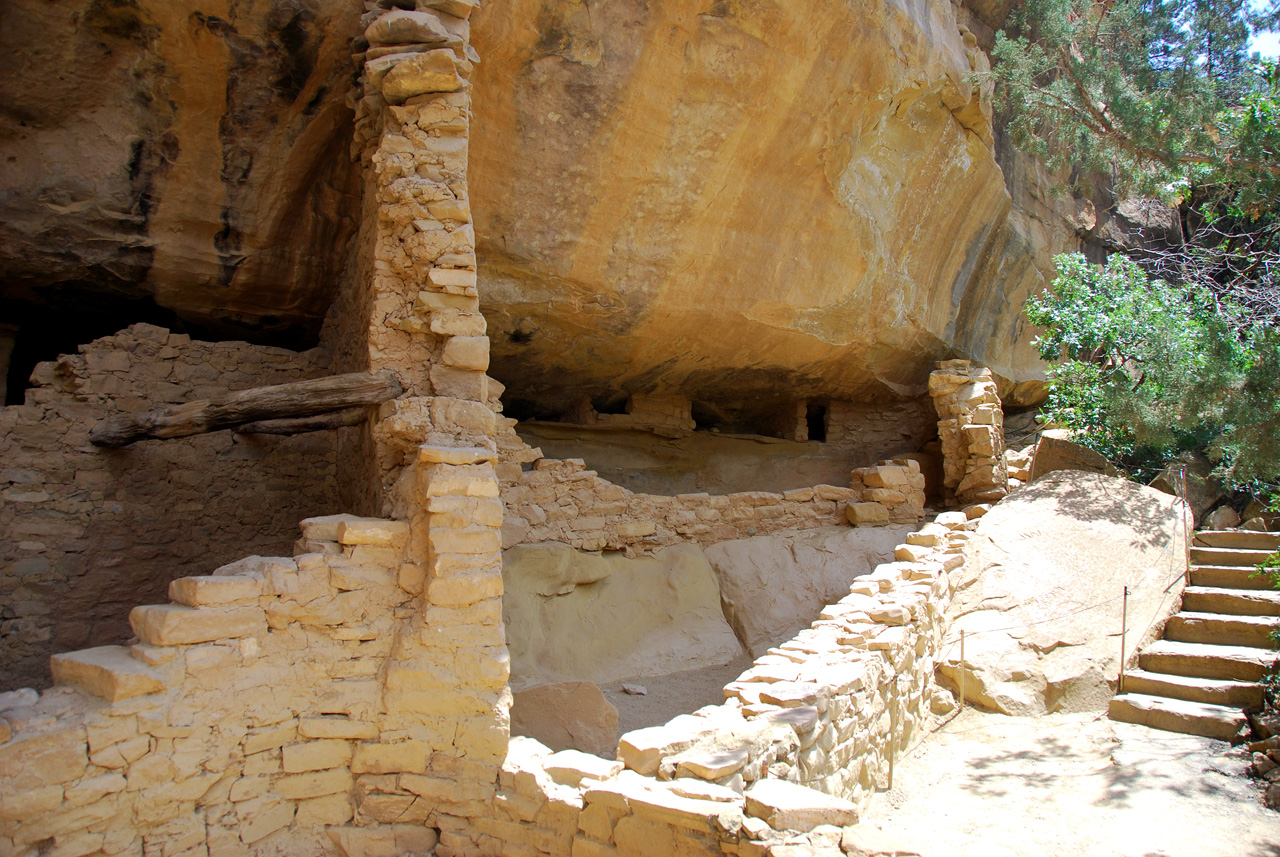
(939, 471, 1189, 716)
(502, 542, 747, 689)
(516, 396, 936, 496)
(468, 0, 1054, 420)
(0, 0, 363, 343)
(510, 681, 620, 758)
(0, 324, 341, 690)
(705, 526, 916, 658)
(930, 359, 1009, 505)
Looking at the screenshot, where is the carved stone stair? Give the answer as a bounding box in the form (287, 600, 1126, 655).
(1109, 529, 1279, 741)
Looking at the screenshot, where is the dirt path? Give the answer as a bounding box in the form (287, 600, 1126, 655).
(859, 708, 1279, 857)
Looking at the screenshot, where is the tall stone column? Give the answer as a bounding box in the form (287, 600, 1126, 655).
(928, 359, 1009, 506)
(345, 2, 510, 850)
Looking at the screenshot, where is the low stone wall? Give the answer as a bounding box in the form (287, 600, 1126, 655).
(470, 510, 976, 857)
(0, 430, 511, 857)
(0, 515, 417, 857)
(0, 474, 968, 857)
(0, 324, 342, 690)
(500, 458, 926, 555)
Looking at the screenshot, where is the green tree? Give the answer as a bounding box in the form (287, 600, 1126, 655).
(1026, 253, 1280, 484)
(988, 0, 1280, 212)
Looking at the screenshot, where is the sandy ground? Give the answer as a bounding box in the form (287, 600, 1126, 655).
(599, 656, 754, 737)
(859, 708, 1280, 857)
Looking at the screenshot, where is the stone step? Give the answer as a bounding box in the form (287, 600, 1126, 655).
(1190, 565, 1275, 590)
(1120, 668, 1264, 708)
(50, 645, 166, 702)
(1183, 586, 1280, 617)
(1108, 693, 1248, 742)
(1139, 639, 1279, 682)
(1190, 546, 1275, 567)
(1165, 611, 1280, 649)
(1194, 530, 1280, 551)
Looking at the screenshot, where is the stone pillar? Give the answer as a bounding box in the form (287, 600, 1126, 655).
(345, 2, 511, 849)
(928, 359, 1008, 506)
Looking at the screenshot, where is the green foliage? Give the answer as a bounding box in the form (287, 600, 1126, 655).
(1026, 253, 1280, 482)
(988, 0, 1280, 213)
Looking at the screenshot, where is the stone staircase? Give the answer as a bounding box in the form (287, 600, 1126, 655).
(1109, 529, 1280, 741)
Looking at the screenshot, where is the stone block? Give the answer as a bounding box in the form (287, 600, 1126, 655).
(169, 574, 262, 607)
(542, 749, 625, 788)
(415, 289, 478, 312)
(130, 604, 266, 646)
(894, 544, 932, 563)
(860, 466, 907, 489)
(351, 740, 431, 775)
(441, 335, 490, 371)
(674, 747, 749, 780)
(282, 739, 352, 773)
(618, 779, 743, 835)
(615, 521, 657, 538)
(298, 717, 379, 741)
(419, 445, 498, 465)
(50, 645, 164, 702)
(428, 570, 504, 607)
(240, 800, 295, 844)
(846, 502, 889, 526)
(430, 308, 487, 337)
(617, 716, 721, 776)
(275, 768, 354, 800)
(328, 825, 440, 857)
(429, 267, 478, 289)
(511, 682, 619, 759)
(336, 517, 410, 547)
(299, 514, 364, 542)
(295, 792, 354, 828)
(744, 779, 858, 832)
(365, 9, 452, 47)
(428, 527, 501, 555)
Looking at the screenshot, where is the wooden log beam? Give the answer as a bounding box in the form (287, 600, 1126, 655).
(90, 370, 403, 448)
(235, 406, 372, 436)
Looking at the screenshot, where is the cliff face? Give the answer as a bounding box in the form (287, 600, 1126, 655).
(1, 0, 1081, 412)
(468, 0, 1076, 420)
(0, 0, 362, 346)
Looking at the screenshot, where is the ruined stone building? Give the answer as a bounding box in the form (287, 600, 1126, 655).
(0, 1, 1148, 855)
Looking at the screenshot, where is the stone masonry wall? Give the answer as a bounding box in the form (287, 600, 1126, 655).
(769, 399, 934, 464)
(497, 452, 927, 556)
(929, 360, 1008, 506)
(0, 511, 477, 857)
(465, 510, 977, 857)
(0, 324, 341, 691)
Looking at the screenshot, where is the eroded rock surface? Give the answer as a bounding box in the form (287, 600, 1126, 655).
(705, 525, 912, 657)
(469, 0, 1063, 419)
(0, 0, 362, 343)
(940, 471, 1188, 715)
(510, 680, 620, 757)
(502, 542, 746, 689)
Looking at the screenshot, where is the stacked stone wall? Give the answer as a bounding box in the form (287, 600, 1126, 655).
(499, 457, 926, 555)
(0, 324, 342, 690)
(467, 511, 977, 857)
(0, 499, 503, 857)
(929, 360, 1008, 505)
(823, 399, 935, 463)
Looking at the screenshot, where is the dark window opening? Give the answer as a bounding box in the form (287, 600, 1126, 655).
(806, 403, 828, 442)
